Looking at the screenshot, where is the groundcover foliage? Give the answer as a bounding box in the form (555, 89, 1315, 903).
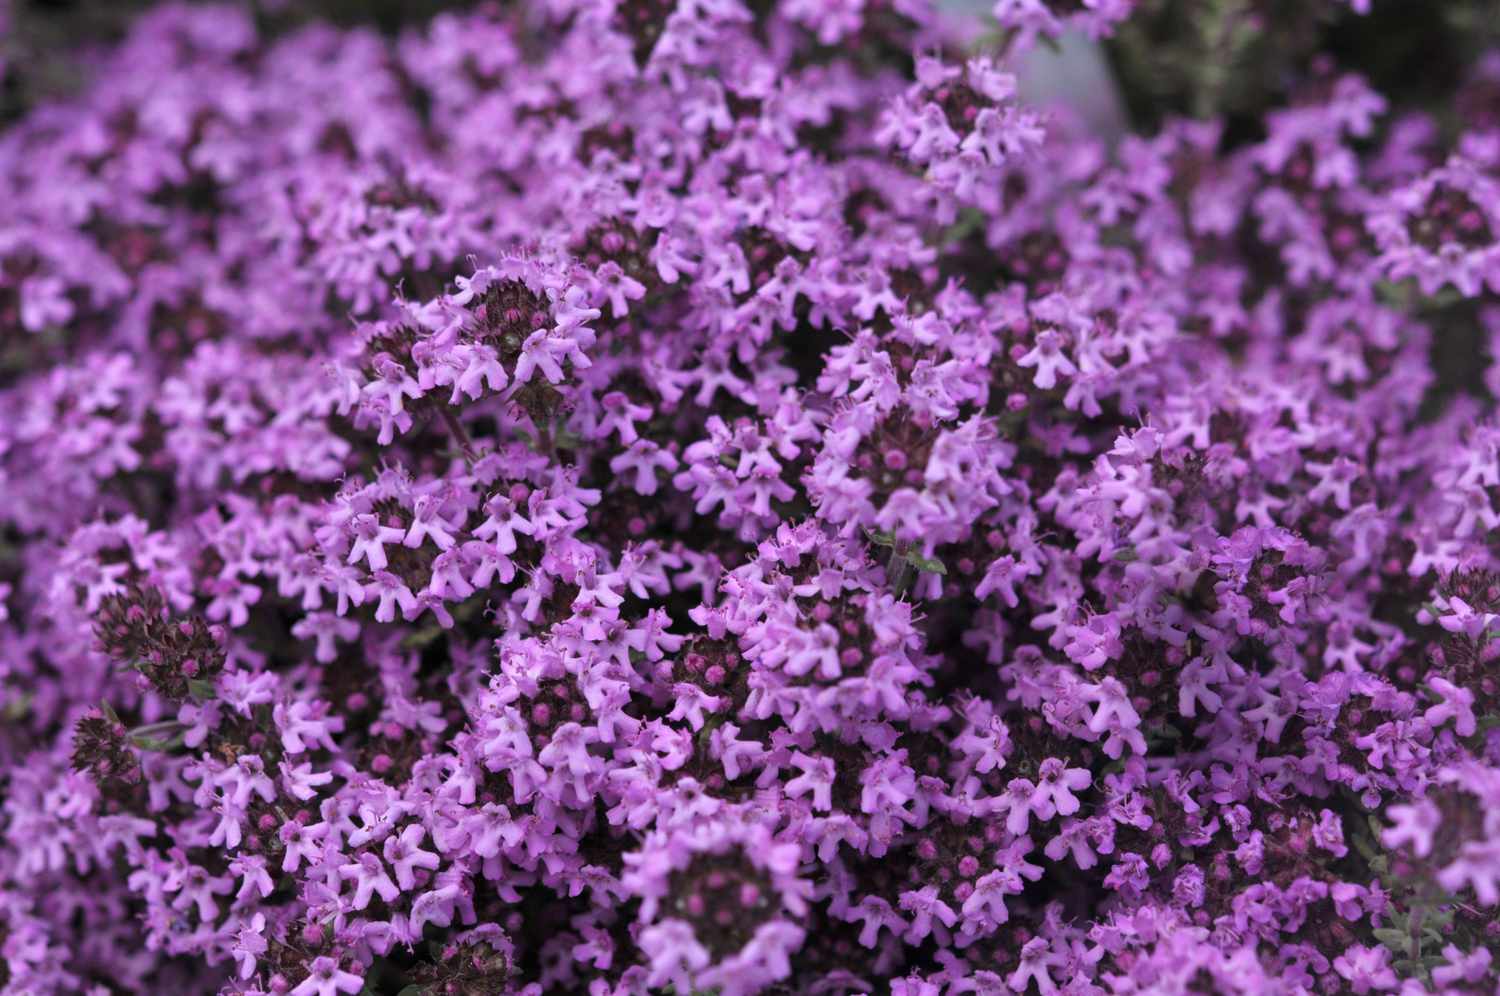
(3, 1, 1500, 993)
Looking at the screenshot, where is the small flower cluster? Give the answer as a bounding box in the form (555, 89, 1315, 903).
(2, 2, 1500, 994)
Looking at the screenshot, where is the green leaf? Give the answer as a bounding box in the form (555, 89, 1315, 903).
(401, 622, 446, 650)
(1373, 927, 1408, 950)
(905, 552, 947, 575)
(4, 692, 33, 721)
(695, 715, 725, 753)
(1375, 279, 1416, 310)
(936, 207, 989, 245)
(129, 732, 184, 752)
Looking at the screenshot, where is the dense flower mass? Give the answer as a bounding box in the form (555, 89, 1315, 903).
(3, 0, 1500, 992)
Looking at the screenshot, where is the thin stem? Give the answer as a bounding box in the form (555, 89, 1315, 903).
(128, 719, 185, 737)
(888, 542, 914, 598)
(536, 416, 557, 461)
(437, 405, 476, 461)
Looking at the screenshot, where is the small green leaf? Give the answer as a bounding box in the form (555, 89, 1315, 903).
(401, 622, 446, 650)
(936, 208, 989, 245)
(1373, 927, 1408, 950)
(695, 715, 725, 753)
(1375, 279, 1416, 310)
(905, 552, 947, 575)
(129, 733, 184, 752)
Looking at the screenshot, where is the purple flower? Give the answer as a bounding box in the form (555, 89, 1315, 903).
(290, 958, 364, 996)
(4, 2, 1494, 992)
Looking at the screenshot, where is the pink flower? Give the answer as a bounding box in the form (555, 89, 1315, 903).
(897, 886, 957, 942)
(339, 851, 399, 910)
(290, 957, 364, 996)
(231, 912, 267, 980)
(785, 752, 836, 811)
(1332, 945, 1398, 994)
(1424, 676, 1479, 736)
(1382, 798, 1441, 857)
(367, 570, 418, 622)
(609, 440, 680, 496)
(1016, 330, 1078, 390)
(1008, 938, 1060, 996)
(402, 495, 456, 550)
(639, 920, 711, 993)
(383, 825, 440, 890)
(961, 870, 1017, 929)
(346, 514, 405, 571)
(1033, 759, 1090, 818)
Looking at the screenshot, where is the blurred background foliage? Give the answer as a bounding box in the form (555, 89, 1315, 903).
(0, 0, 472, 123)
(1107, 0, 1500, 147)
(3, 0, 1498, 408)
(5, 0, 1500, 133)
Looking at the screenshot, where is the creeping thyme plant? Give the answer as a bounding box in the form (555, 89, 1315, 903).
(5, 0, 1500, 993)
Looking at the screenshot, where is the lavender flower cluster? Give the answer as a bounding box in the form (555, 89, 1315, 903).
(3, 1, 1500, 993)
